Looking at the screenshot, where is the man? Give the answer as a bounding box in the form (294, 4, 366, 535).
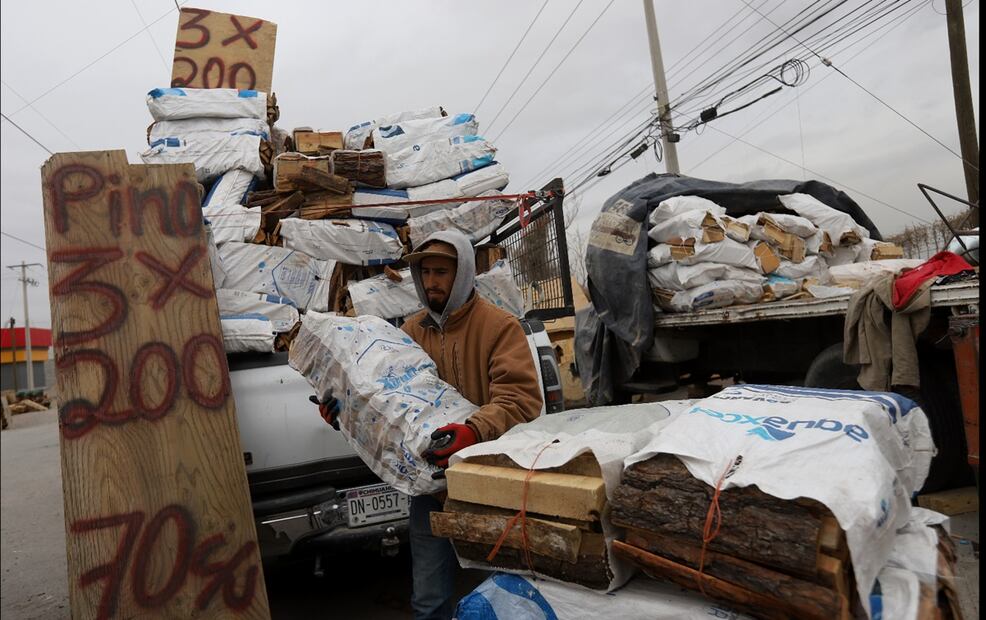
(318, 230, 543, 620)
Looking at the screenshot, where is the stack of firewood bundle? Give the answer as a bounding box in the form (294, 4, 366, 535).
(431, 454, 613, 590)
(610, 453, 964, 620)
(611, 453, 853, 619)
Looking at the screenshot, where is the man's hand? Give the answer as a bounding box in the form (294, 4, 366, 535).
(423, 423, 478, 470)
(308, 394, 341, 430)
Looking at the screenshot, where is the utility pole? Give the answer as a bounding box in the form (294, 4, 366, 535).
(6, 261, 41, 391)
(944, 0, 979, 221)
(642, 0, 680, 174)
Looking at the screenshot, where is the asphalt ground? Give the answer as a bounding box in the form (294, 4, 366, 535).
(1, 408, 979, 619)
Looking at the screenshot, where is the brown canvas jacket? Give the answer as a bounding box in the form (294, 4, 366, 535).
(402, 293, 543, 442)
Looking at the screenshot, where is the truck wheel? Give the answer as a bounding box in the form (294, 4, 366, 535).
(804, 343, 972, 493)
(803, 343, 860, 390)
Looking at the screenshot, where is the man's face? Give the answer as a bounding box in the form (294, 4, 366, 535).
(420, 254, 457, 312)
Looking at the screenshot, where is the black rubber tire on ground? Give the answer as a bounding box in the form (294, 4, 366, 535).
(803, 342, 972, 493)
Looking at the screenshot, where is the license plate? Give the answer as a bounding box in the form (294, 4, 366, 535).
(346, 483, 409, 527)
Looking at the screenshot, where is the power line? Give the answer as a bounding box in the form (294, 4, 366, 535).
(0, 112, 53, 155)
(129, 0, 173, 74)
(7, 2, 185, 117)
(484, 0, 587, 134)
(1, 231, 47, 253)
(474, 0, 551, 115)
(704, 123, 933, 223)
(0, 80, 81, 150)
(491, 0, 619, 144)
(738, 0, 977, 171)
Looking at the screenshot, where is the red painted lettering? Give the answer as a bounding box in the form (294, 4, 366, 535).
(175, 8, 211, 49)
(51, 248, 127, 346)
(171, 57, 198, 88)
(227, 62, 257, 90)
(130, 343, 180, 421)
(48, 163, 105, 234)
(222, 16, 263, 49)
(135, 247, 211, 309)
(71, 511, 145, 620)
(130, 505, 194, 608)
(182, 334, 230, 409)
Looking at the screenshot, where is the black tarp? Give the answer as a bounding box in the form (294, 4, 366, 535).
(576, 173, 882, 405)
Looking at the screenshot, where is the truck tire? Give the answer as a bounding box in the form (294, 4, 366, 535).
(803, 343, 860, 390)
(804, 343, 972, 493)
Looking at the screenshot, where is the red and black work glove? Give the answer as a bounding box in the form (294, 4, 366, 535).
(423, 423, 478, 477)
(309, 394, 341, 431)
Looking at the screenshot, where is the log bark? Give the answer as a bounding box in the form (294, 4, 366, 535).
(611, 454, 823, 577)
(612, 540, 848, 620)
(452, 535, 611, 590)
(624, 528, 843, 619)
(332, 149, 386, 188)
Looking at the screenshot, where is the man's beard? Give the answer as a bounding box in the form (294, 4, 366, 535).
(427, 298, 447, 312)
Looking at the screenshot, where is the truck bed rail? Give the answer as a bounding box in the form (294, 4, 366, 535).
(653, 280, 979, 328)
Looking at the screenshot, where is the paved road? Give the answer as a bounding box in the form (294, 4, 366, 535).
(0, 409, 482, 619)
(1, 409, 979, 619)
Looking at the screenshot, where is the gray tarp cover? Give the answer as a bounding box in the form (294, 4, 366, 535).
(576, 173, 882, 405)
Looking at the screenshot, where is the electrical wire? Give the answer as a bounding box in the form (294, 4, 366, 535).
(484, 0, 587, 134)
(739, 0, 977, 171)
(0, 80, 81, 150)
(7, 1, 187, 117)
(129, 0, 173, 73)
(491, 0, 618, 143)
(0, 113, 53, 155)
(1, 231, 47, 253)
(474, 0, 551, 115)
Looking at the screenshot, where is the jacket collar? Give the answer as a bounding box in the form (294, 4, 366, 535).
(420, 291, 478, 332)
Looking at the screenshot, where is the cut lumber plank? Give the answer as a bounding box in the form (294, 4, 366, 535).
(259, 190, 304, 233)
(19, 399, 48, 412)
(917, 487, 979, 516)
(445, 462, 606, 522)
(452, 535, 610, 590)
(612, 454, 823, 578)
(462, 452, 604, 478)
(170, 8, 276, 92)
(430, 510, 583, 564)
(298, 166, 350, 195)
(41, 151, 269, 618)
(612, 540, 849, 620)
(624, 528, 844, 619)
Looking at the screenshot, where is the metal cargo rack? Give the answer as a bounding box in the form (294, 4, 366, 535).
(485, 178, 574, 321)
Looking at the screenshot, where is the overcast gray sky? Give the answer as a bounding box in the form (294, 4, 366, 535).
(1, 0, 979, 328)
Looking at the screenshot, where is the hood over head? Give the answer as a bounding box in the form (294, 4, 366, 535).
(408, 230, 476, 328)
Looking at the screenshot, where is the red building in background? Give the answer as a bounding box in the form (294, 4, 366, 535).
(1, 327, 51, 392)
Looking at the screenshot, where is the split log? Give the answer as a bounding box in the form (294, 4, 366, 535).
(452, 535, 611, 590)
(612, 540, 849, 620)
(259, 191, 304, 234)
(431, 510, 583, 564)
(623, 528, 845, 619)
(443, 499, 601, 534)
(611, 454, 823, 578)
(445, 462, 607, 522)
(331, 150, 386, 188)
(19, 399, 48, 412)
(298, 166, 351, 195)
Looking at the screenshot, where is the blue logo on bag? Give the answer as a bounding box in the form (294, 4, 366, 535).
(688, 406, 870, 443)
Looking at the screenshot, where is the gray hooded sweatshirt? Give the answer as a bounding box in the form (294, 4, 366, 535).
(409, 230, 477, 330)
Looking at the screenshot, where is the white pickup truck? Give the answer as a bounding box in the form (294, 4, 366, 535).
(230, 318, 562, 568)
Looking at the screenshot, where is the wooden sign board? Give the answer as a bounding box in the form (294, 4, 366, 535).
(41, 151, 270, 619)
(171, 8, 277, 93)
